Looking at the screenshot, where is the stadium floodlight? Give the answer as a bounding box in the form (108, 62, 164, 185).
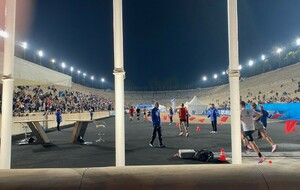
(83, 73, 86, 77)
(0, 30, 8, 38)
(276, 48, 282, 54)
(239, 65, 242, 70)
(61, 62, 66, 68)
(202, 76, 207, 81)
(261, 55, 266, 61)
(101, 78, 105, 82)
(213, 74, 218, 79)
(91, 76, 94, 80)
(70, 66, 74, 72)
(297, 38, 300, 46)
(38, 50, 43, 57)
(77, 70, 81, 74)
(21, 42, 27, 49)
(222, 71, 226, 75)
(51, 59, 56, 63)
(248, 60, 254, 66)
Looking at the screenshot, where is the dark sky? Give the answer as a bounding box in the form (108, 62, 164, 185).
(10, 0, 300, 90)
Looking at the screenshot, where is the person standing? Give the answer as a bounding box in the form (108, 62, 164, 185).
(178, 103, 189, 137)
(56, 109, 62, 131)
(169, 107, 173, 125)
(257, 104, 269, 139)
(136, 107, 141, 120)
(207, 104, 220, 133)
(149, 102, 165, 148)
(143, 107, 147, 121)
(89, 108, 94, 120)
(240, 101, 265, 163)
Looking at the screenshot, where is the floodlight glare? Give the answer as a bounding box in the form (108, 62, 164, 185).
(261, 55, 266, 61)
(213, 74, 218, 79)
(91, 76, 94, 80)
(239, 65, 242, 70)
(202, 76, 207, 81)
(0, 30, 8, 38)
(222, 71, 226, 75)
(276, 48, 282, 54)
(101, 78, 105, 82)
(77, 70, 81, 74)
(21, 42, 28, 49)
(248, 60, 254, 66)
(83, 73, 86, 77)
(297, 38, 300, 46)
(61, 62, 66, 68)
(70, 67, 74, 72)
(51, 59, 56, 63)
(38, 50, 43, 57)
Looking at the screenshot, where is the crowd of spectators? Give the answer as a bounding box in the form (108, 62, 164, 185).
(10, 85, 113, 117)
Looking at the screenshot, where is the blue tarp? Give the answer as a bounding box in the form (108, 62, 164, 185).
(247, 103, 300, 120)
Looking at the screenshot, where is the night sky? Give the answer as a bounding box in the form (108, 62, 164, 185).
(5, 0, 300, 90)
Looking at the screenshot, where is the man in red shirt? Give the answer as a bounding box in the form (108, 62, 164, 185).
(178, 103, 189, 137)
(129, 106, 135, 122)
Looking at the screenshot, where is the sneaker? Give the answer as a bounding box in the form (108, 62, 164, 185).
(158, 144, 166, 148)
(169, 123, 172, 125)
(271, 144, 278, 152)
(179, 132, 183, 136)
(214, 131, 218, 134)
(185, 133, 189, 137)
(256, 136, 263, 139)
(245, 148, 250, 155)
(247, 144, 252, 150)
(210, 131, 215, 134)
(149, 143, 154, 148)
(258, 157, 266, 163)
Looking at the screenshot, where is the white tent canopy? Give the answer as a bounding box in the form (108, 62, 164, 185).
(0, 52, 72, 87)
(186, 96, 208, 114)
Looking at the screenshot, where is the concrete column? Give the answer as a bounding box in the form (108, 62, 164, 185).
(113, 0, 126, 167)
(227, 0, 242, 164)
(0, 0, 16, 169)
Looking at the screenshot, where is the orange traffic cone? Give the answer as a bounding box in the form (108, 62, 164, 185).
(196, 126, 200, 132)
(219, 148, 226, 161)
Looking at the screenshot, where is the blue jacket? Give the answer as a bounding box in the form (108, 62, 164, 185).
(56, 112, 62, 122)
(151, 107, 161, 126)
(207, 108, 220, 121)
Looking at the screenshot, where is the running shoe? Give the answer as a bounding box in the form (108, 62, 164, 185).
(149, 143, 154, 148)
(247, 144, 252, 150)
(210, 131, 215, 134)
(245, 148, 250, 155)
(214, 131, 218, 134)
(185, 133, 189, 137)
(258, 157, 266, 163)
(158, 144, 166, 148)
(271, 144, 278, 152)
(179, 132, 183, 136)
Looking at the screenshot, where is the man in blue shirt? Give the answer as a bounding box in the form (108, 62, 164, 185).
(207, 103, 220, 133)
(55, 109, 62, 131)
(149, 102, 165, 148)
(257, 105, 269, 139)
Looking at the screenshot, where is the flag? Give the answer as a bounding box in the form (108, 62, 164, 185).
(199, 118, 205, 123)
(273, 114, 283, 119)
(285, 120, 298, 134)
(218, 122, 222, 126)
(189, 116, 196, 121)
(220, 116, 229, 122)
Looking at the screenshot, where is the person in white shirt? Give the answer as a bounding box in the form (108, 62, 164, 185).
(240, 101, 265, 163)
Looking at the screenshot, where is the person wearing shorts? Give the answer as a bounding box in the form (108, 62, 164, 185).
(252, 103, 277, 152)
(178, 103, 189, 137)
(240, 101, 265, 163)
(129, 106, 134, 122)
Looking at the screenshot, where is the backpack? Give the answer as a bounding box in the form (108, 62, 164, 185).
(194, 149, 214, 162)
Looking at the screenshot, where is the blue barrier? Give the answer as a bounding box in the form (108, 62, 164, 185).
(247, 103, 300, 121)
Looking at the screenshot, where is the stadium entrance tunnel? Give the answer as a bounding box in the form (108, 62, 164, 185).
(0, 164, 299, 190)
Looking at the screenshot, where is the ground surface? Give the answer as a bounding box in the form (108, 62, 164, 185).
(11, 116, 300, 168)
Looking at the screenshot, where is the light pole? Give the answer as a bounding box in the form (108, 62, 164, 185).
(83, 73, 86, 85)
(77, 70, 81, 83)
(61, 62, 66, 73)
(20, 41, 27, 59)
(101, 77, 105, 89)
(51, 59, 56, 70)
(37, 50, 43, 65)
(276, 48, 282, 68)
(70, 66, 74, 77)
(91, 75, 94, 87)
